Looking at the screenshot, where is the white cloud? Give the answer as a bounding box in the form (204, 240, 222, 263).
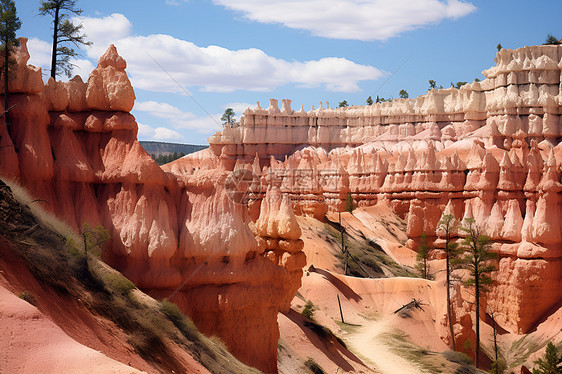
(138, 123, 157, 139)
(100, 34, 383, 93)
(72, 14, 383, 93)
(71, 59, 96, 82)
(26, 37, 51, 74)
(27, 38, 95, 82)
(78, 13, 132, 56)
(134, 101, 222, 133)
(212, 0, 476, 41)
(223, 102, 256, 115)
(135, 101, 197, 121)
(137, 122, 185, 141)
(153, 127, 185, 141)
(27, 13, 386, 93)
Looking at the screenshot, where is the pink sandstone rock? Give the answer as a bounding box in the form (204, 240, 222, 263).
(2, 38, 43, 94)
(86, 45, 135, 112)
(0, 41, 307, 373)
(2, 37, 562, 368)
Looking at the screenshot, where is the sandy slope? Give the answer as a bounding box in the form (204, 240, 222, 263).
(326, 203, 416, 268)
(0, 284, 144, 374)
(0, 239, 211, 374)
(287, 206, 562, 372)
(281, 204, 446, 373)
(348, 319, 421, 374)
(278, 309, 374, 374)
(280, 265, 453, 373)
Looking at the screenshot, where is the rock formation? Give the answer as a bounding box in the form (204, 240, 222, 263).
(0, 38, 305, 373)
(195, 44, 562, 335)
(3, 35, 562, 367)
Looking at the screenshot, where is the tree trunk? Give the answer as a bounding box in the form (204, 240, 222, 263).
(475, 264, 480, 368)
(50, 5, 60, 79)
(492, 313, 498, 362)
(446, 233, 455, 350)
(4, 36, 8, 124)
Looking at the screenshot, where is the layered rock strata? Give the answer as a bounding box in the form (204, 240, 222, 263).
(197, 45, 562, 335)
(0, 38, 305, 373)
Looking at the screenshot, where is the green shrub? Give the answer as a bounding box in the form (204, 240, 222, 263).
(489, 358, 507, 374)
(443, 350, 474, 366)
(103, 272, 136, 295)
(302, 300, 315, 321)
(18, 291, 36, 305)
(304, 357, 325, 374)
(160, 299, 200, 342)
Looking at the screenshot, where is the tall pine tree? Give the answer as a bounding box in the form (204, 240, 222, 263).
(438, 213, 462, 349)
(415, 232, 433, 280)
(39, 0, 91, 79)
(453, 218, 497, 368)
(0, 0, 20, 125)
(533, 342, 562, 374)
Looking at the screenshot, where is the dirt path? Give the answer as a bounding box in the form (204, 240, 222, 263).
(344, 319, 423, 374)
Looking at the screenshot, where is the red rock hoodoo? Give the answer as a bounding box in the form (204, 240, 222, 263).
(3, 36, 562, 371)
(0, 38, 304, 373)
(199, 45, 562, 335)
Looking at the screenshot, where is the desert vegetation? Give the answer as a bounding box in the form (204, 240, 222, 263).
(0, 178, 259, 373)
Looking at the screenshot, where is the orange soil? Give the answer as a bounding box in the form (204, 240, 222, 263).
(0, 241, 209, 374)
(282, 205, 562, 373)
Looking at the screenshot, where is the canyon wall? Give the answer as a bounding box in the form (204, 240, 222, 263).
(200, 45, 562, 335)
(3, 34, 561, 365)
(0, 38, 305, 373)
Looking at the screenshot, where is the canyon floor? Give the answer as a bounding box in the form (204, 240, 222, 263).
(276, 202, 561, 374)
(1, 178, 560, 373)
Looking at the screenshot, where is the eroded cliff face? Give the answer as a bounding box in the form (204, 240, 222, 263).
(199, 45, 562, 336)
(0, 38, 305, 373)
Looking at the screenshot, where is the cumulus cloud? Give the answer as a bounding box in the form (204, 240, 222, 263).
(27, 38, 96, 81)
(79, 13, 132, 55)
(134, 101, 222, 133)
(71, 59, 96, 82)
(96, 34, 383, 93)
(223, 102, 256, 115)
(212, 0, 476, 41)
(26, 37, 51, 74)
(71, 14, 383, 93)
(138, 123, 186, 141)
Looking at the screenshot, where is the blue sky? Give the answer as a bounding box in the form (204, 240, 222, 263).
(16, 0, 562, 145)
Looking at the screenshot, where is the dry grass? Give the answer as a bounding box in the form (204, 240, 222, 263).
(18, 291, 37, 305)
(0, 178, 261, 374)
(304, 357, 325, 374)
(323, 222, 415, 278)
(1, 178, 81, 245)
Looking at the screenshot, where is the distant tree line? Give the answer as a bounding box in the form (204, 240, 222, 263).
(150, 152, 185, 165)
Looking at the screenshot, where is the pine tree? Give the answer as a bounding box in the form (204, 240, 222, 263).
(544, 34, 560, 46)
(438, 213, 462, 349)
(221, 108, 236, 127)
(39, 0, 91, 79)
(0, 0, 20, 125)
(345, 192, 354, 213)
(415, 233, 432, 280)
(533, 342, 562, 374)
(489, 310, 507, 374)
(399, 89, 409, 99)
(453, 218, 497, 368)
(366, 96, 373, 105)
